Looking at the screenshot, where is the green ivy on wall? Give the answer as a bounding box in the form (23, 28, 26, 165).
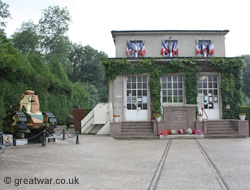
(102, 57, 245, 119)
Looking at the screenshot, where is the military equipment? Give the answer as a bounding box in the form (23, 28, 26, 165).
(3, 90, 56, 138)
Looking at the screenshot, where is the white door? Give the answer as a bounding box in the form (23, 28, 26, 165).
(198, 75, 219, 119)
(125, 75, 149, 121)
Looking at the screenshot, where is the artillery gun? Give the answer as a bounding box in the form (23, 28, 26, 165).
(3, 90, 56, 138)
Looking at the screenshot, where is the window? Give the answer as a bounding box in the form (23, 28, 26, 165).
(161, 40, 179, 57)
(196, 40, 214, 57)
(126, 40, 145, 57)
(161, 75, 184, 103)
(198, 75, 218, 109)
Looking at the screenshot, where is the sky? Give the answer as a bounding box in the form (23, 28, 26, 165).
(3, 0, 250, 58)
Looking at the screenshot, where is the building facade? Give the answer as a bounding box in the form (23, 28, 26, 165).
(103, 30, 248, 138)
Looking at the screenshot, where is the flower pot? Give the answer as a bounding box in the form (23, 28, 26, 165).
(197, 116, 203, 122)
(114, 117, 120, 123)
(239, 115, 246, 121)
(156, 117, 161, 122)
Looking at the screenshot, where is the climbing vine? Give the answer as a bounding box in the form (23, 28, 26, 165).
(102, 57, 245, 119)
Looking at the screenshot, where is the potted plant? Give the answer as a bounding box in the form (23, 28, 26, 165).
(197, 112, 203, 122)
(113, 114, 120, 123)
(154, 112, 163, 122)
(239, 113, 246, 121)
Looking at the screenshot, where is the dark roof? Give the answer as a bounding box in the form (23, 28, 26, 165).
(111, 29, 229, 34)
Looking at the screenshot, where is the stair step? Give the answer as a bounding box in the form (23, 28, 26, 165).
(121, 129, 153, 132)
(121, 125, 152, 129)
(207, 128, 236, 131)
(205, 134, 247, 138)
(121, 131, 154, 135)
(114, 135, 158, 140)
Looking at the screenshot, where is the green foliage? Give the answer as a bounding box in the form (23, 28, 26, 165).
(0, 0, 11, 28)
(103, 57, 244, 118)
(0, 31, 89, 130)
(11, 21, 40, 53)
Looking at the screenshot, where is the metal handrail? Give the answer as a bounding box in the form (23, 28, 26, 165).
(201, 107, 208, 132)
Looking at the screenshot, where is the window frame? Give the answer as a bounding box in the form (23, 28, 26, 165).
(161, 74, 185, 105)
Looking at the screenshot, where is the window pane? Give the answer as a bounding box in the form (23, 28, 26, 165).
(203, 81, 207, 88)
(127, 104, 131, 110)
(168, 90, 172, 95)
(143, 83, 147, 89)
(174, 96, 178, 102)
(209, 82, 213, 88)
(174, 90, 177, 95)
(179, 96, 183, 102)
(173, 83, 177, 88)
(214, 90, 218, 95)
(137, 76, 142, 82)
(162, 83, 167, 88)
(143, 90, 147, 96)
(132, 83, 136, 89)
(143, 104, 147, 110)
(163, 97, 167, 102)
(127, 90, 131, 96)
(132, 76, 136, 82)
(179, 90, 183, 95)
(127, 76, 132, 82)
(168, 83, 172, 88)
(178, 83, 182, 88)
(163, 90, 167, 96)
(143, 76, 147, 82)
(138, 83, 142, 89)
(173, 76, 177, 82)
(132, 90, 136, 96)
(168, 97, 172, 102)
(213, 76, 218, 81)
(208, 76, 213, 81)
(138, 90, 142, 96)
(214, 82, 217, 88)
(127, 83, 131, 89)
(132, 104, 136, 110)
(178, 76, 182, 81)
(168, 76, 171, 81)
(203, 90, 207, 95)
(198, 82, 202, 88)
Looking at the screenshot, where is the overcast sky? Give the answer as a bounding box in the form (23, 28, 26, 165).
(3, 0, 250, 57)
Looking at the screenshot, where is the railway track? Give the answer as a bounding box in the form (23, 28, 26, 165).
(148, 139, 230, 190)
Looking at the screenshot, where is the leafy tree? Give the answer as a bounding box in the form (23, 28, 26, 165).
(243, 55, 250, 98)
(38, 6, 72, 75)
(0, 0, 11, 29)
(11, 21, 40, 53)
(39, 5, 71, 54)
(68, 44, 108, 102)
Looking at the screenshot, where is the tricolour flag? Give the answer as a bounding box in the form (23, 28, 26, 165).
(161, 41, 168, 56)
(141, 42, 146, 55)
(202, 40, 207, 57)
(168, 40, 172, 57)
(172, 41, 179, 57)
(126, 41, 129, 56)
(196, 41, 201, 55)
(208, 41, 215, 55)
(134, 41, 138, 57)
(129, 41, 133, 55)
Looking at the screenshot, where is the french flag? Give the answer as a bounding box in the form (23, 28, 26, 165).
(126, 41, 129, 56)
(196, 41, 201, 55)
(172, 41, 179, 57)
(141, 42, 146, 55)
(168, 40, 172, 57)
(161, 41, 167, 55)
(129, 41, 133, 55)
(202, 40, 207, 57)
(134, 41, 138, 57)
(208, 41, 215, 55)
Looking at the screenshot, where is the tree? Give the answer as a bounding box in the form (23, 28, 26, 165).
(0, 0, 11, 29)
(39, 5, 71, 54)
(68, 44, 108, 102)
(11, 21, 40, 53)
(38, 6, 72, 75)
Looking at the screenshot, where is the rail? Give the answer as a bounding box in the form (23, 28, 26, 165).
(201, 108, 208, 132)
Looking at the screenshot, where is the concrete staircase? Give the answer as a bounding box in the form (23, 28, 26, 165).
(114, 121, 158, 139)
(206, 120, 243, 138)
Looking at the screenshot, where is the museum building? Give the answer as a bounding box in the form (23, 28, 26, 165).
(101, 30, 249, 138)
